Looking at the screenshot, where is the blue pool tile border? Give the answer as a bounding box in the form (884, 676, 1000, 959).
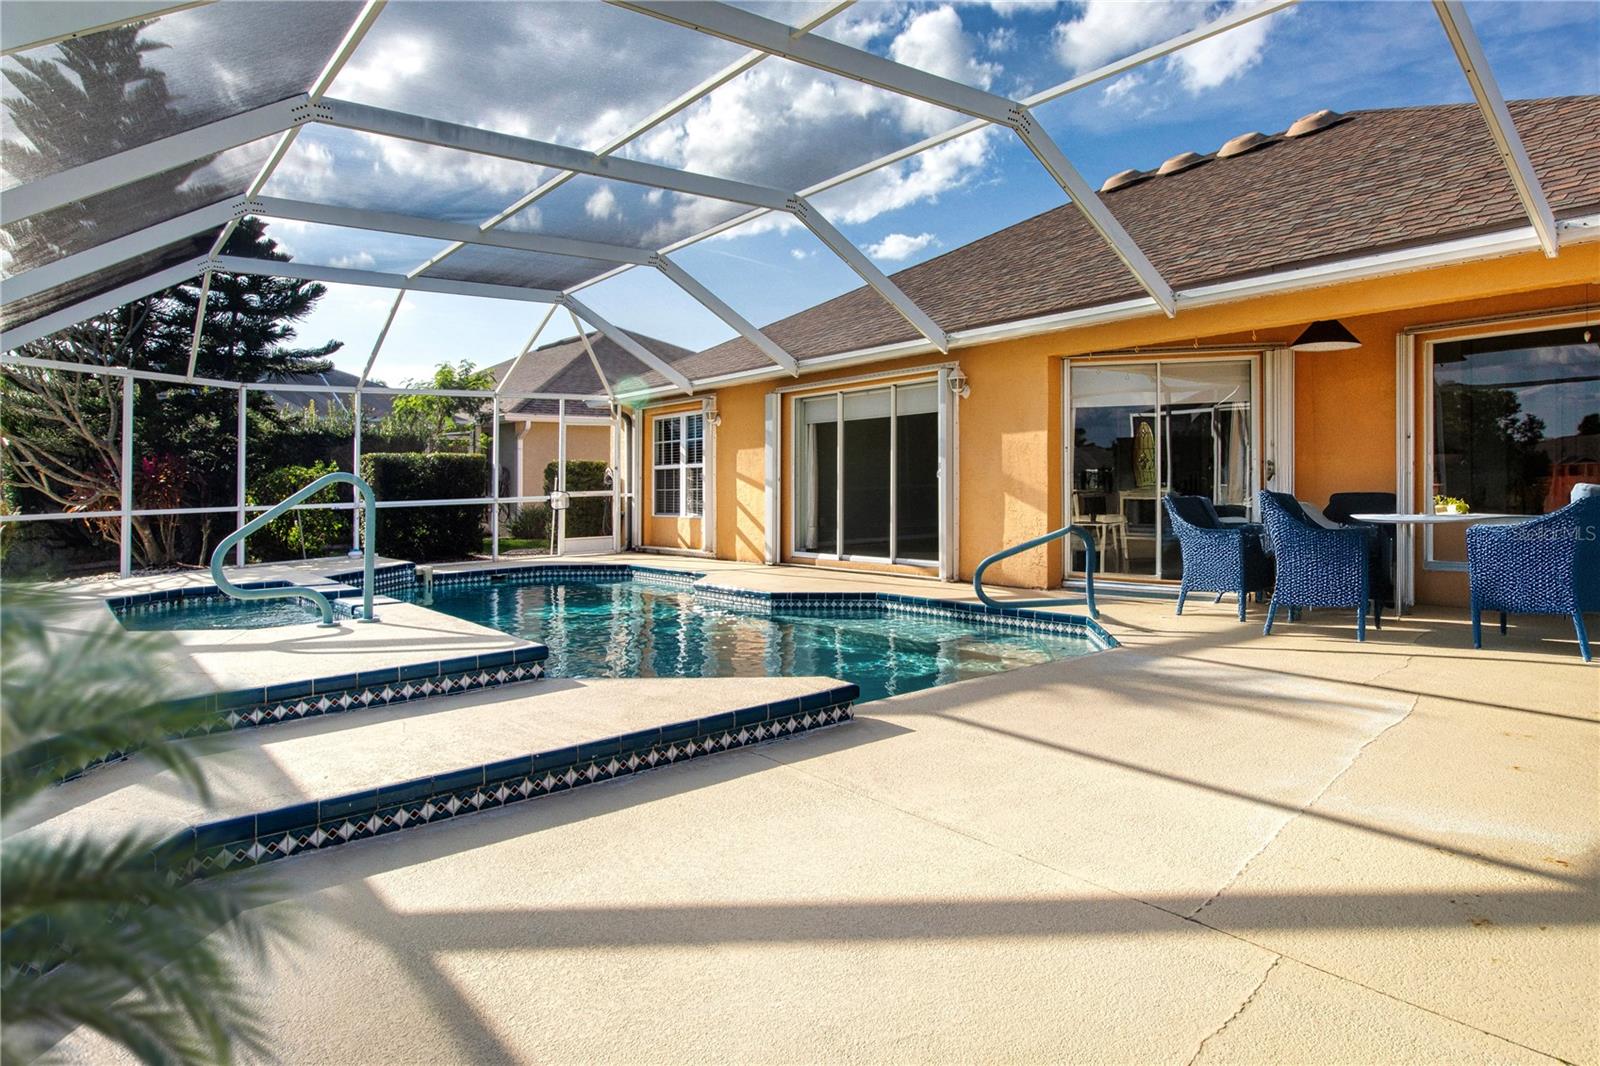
(325, 561, 417, 593)
(170, 684, 859, 880)
(196, 646, 547, 733)
(110, 559, 1111, 647)
(107, 578, 292, 611)
(690, 582, 1117, 647)
(421, 562, 1115, 647)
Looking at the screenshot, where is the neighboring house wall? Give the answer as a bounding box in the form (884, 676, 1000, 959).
(516, 420, 610, 497)
(696, 246, 1597, 603)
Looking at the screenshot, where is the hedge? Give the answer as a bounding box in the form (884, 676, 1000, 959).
(544, 460, 611, 538)
(246, 459, 348, 561)
(360, 452, 488, 561)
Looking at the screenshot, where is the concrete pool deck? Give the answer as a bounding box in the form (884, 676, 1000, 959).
(14, 676, 856, 844)
(46, 556, 531, 699)
(42, 553, 1598, 1063)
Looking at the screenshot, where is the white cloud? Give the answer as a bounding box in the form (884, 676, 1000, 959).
(1054, 1, 1285, 97)
(890, 6, 1001, 134)
(789, 248, 813, 261)
(1100, 71, 1145, 105)
(813, 128, 996, 224)
(584, 185, 619, 221)
(1170, 8, 1275, 91)
(865, 232, 938, 261)
(985, 26, 1017, 52)
(1053, 0, 1200, 72)
(329, 251, 377, 270)
(821, 7, 902, 47)
(334, 35, 431, 96)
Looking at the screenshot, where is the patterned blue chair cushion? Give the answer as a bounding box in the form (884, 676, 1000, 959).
(1165, 493, 1221, 529)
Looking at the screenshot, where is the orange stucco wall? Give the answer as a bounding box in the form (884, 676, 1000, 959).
(640, 400, 704, 551)
(516, 420, 609, 497)
(691, 247, 1597, 600)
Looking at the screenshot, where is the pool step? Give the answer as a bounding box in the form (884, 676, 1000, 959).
(174, 643, 550, 735)
(19, 676, 858, 880)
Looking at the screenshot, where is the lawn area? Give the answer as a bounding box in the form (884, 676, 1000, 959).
(484, 537, 550, 553)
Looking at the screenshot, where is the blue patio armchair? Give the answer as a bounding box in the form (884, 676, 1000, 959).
(1259, 490, 1385, 640)
(1467, 491, 1600, 662)
(1163, 493, 1272, 621)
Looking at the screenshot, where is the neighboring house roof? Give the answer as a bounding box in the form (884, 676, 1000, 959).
(258, 368, 396, 418)
(679, 96, 1600, 383)
(488, 329, 696, 414)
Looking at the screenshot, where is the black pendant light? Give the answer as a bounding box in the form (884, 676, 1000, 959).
(1290, 319, 1361, 351)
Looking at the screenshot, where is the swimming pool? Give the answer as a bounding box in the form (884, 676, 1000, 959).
(111, 569, 1104, 704)
(393, 577, 1098, 703)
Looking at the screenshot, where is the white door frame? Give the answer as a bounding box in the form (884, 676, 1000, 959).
(1061, 350, 1265, 584)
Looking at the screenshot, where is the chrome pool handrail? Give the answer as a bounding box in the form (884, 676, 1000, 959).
(972, 524, 1099, 619)
(209, 472, 378, 626)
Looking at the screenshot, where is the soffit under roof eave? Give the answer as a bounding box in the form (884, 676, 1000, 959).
(617, 215, 1599, 403)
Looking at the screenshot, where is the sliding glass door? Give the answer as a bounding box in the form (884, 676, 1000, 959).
(1067, 358, 1256, 580)
(793, 381, 940, 565)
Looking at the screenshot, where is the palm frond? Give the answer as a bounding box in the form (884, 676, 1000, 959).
(1, 586, 297, 1066)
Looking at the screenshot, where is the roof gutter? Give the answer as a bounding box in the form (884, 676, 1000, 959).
(615, 213, 1600, 403)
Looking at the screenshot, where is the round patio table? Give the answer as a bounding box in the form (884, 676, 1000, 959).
(1350, 511, 1534, 617)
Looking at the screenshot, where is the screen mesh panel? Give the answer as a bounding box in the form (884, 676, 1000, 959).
(618, 56, 971, 193)
(330, 1, 749, 151)
(420, 245, 613, 291)
(0, 233, 209, 332)
(240, 219, 452, 276)
(1, 2, 363, 189)
(2, 138, 275, 279)
(261, 125, 551, 225)
(575, 264, 737, 352)
(503, 176, 748, 251)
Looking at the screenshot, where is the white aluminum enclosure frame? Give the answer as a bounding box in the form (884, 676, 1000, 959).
(610, 0, 1178, 317)
(0, 347, 613, 575)
(4, 0, 1565, 394)
(0, 0, 213, 56)
(1432, 0, 1560, 256)
(0, 0, 1581, 582)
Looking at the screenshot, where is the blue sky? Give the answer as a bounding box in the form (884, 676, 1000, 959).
(267, 0, 1600, 386)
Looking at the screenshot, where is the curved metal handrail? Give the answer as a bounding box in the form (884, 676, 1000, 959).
(209, 472, 377, 626)
(972, 524, 1099, 619)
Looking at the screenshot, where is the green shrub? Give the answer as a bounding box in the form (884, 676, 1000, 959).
(544, 460, 612, 539)
(507, 504, 552, 541)
(360, 452, 488, 561)
(245, 460, 349, 561)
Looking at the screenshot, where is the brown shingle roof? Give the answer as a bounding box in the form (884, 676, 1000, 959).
(489, 329, 695, 414)
(681, 96, 1600, 382)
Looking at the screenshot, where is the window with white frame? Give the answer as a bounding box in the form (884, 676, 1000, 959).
(653, 412, 704, 517)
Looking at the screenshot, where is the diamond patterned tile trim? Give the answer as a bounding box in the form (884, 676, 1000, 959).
(168, 694, 858, 884)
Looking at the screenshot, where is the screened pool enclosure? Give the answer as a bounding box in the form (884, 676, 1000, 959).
(0, 0, 1571, 576)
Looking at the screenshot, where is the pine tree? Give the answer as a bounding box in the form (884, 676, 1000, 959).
(0, 22, 342, 568)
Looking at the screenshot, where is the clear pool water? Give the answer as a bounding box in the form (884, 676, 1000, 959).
(394, 579, 1097, 703)
(117, 597, 330, 630)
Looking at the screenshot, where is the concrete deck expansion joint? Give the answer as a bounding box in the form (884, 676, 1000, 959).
(1187, 690, 1423, 921)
